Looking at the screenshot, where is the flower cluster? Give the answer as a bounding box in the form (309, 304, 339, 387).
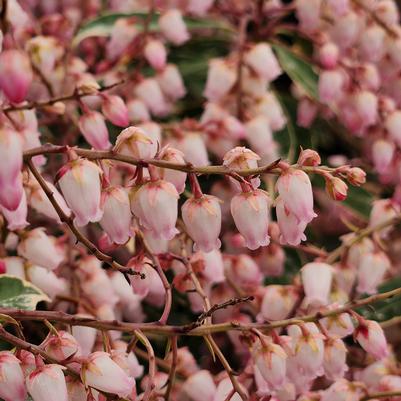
(0, 1, 400, 401)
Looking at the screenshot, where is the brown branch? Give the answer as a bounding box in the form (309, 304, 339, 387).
(1, 284, 401, 336)
(3, 81, 124, 112)
(23, 144, 338, 177)
(135, 330, 156, 401)
(26, 158, 144, 278)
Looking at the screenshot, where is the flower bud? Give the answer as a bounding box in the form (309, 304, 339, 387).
(0, 351, 27, 401)
(252, 338, 287, 390)
(131, 180, 178, 240)
(204, 59, 236, 101)
(18, 228, 64, 270)
(301, 262, 333, 307)
(182, 370, 216, 401)
(128, 256, 154, 298)
(78, 111, 111, 150)
(27, 364, 68, 401)
(100, 186, 132, 245)
(297, 149, 321, 166)
(82, 352, 135, 398)
(244, 43, 282, 82)
(182, 195, 222, 252)
(144, 39, 167, 71)
(101, 95, 129, 127)
(156, 64, 186, 101)
(57, 158, 103, 227)
(231, 189, 270, 250)
(319, 311, 354, 338)
(325, 176, 348, 201)
(259, 285, 300, 321)
(295, 0, 321, 33)
(159, 9, 190, 45)
(356, 251, 390, 295)
(0, 50, 33, 103)
(355, 319, 389, 360)
(347, 167, 366, 186)
(320, 380, 362, 401)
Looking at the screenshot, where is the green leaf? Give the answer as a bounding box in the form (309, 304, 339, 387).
(358, 278, 401, 322)
(73, 12, 232, 46)
(273, 43, 319, 100)
(0, 275, 50, 310)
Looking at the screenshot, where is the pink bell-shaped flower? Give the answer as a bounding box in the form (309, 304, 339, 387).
(57, 158, 103, 227)
(131, 179, 179, 240)
(231, 188, 270, 250)
(276, 197, 307, 246)
(252, 337, 287, 390)
(78, 110, 111, 150)
(276, 168, 317, 224)
(355, 319, 389, 360)
(41, 331, 80, 362)
(114, 126, 157, 159)
(159, 9, 190, 45)
(244, 43, 282, 82)
(182, 370, 216, 401)
(101, 94, 129, 127)
(182, 194, 222, 252)
(157, 64, 186, 101)
(356, 251, 390, 295)
(0, 351, 27, 401)
(82, 352, 135, 398)
(0, 190, 28, 230)
(301, 262, 333, 307)
(100, 186, 132, 245)
(0, 127, 23, 211)
(259, 285, 300, 321)
(144, 39, 167, 71)
(158, 146, 187, 194)
(323, 338, 348, 380)
(26, 265, 67, 299)
(26, 364, 68, 401)
(204, 59, 236, 101)
(0, 50, 33, 103)
(18, 227, 64, 271)
(372, 139, 395, 174)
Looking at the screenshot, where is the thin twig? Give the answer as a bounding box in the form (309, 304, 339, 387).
(164, 336, 177, 401)
(360, 391, 401, 401)
(4, 81, 124, 112)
